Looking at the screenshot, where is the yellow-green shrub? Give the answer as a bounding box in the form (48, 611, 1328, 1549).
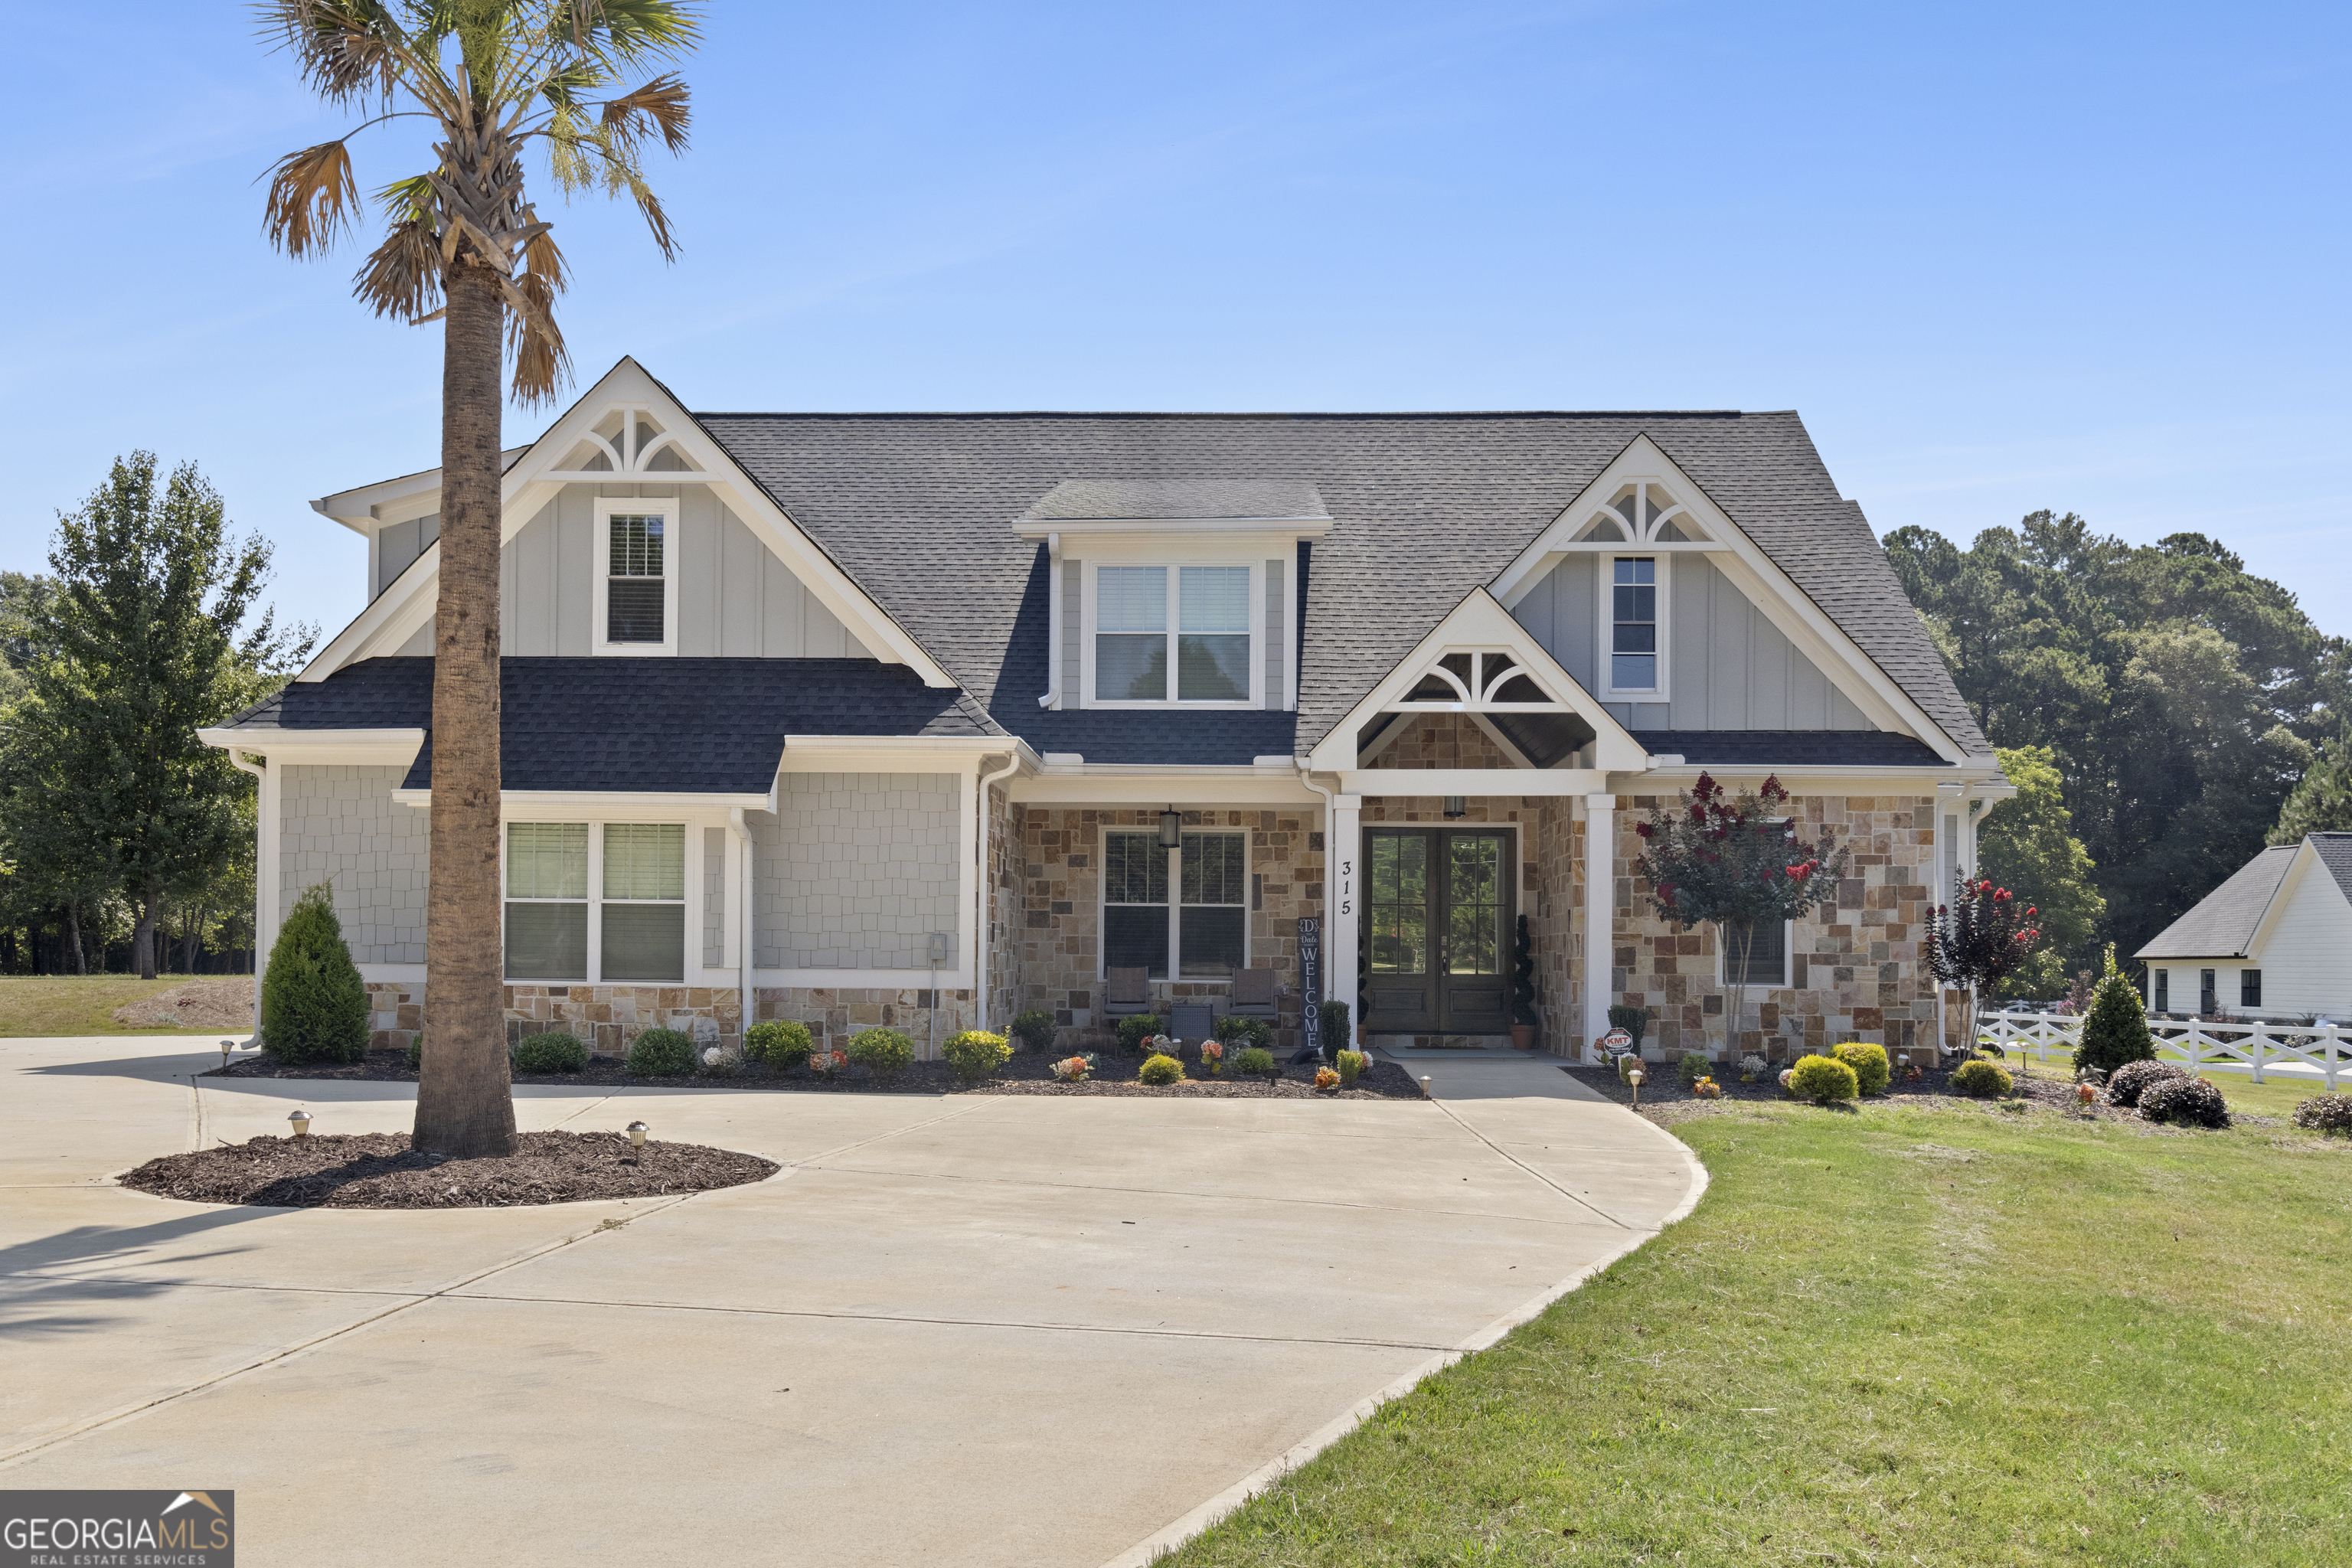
(847, 1027, 915, 1082)
(1336, 1049, 1368, 1086)
(743, 1019, 812, 1067)
(1138, 1052, 1184, 1086)
(1833, 1040, 1891, 1096)
(1951, 1060, 2012, 1098)
(942, 1029, 1012, 1083)
(1788, 1054, 1860, 1103)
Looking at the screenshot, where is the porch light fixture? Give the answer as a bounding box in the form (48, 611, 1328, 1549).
(1442, 796, 1468, 819)
(1158, 806, 1183, 849)
(287, 1109, 312, 1138)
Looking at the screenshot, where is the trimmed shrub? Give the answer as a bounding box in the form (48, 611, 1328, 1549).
(848, 1027, 916, 1082)
(1236, 1046, 1277, 1077)
(1138, 1052, 1185, 1086)
(1951, 1060, 2013, 1098)
(1116, 1014, 1162, 1054)
(626, 1028, 694, 1077)
(2075, 965, 2158, 1075)
(513, 1033, 587, 1074)
(1788, 1054, 1860, 1103)
(2104, 1059, 2188, 1108)
(1318, 998, 1351, 1055)
(1214, 1014, 1274, 1050)
(403, 1037, 422, 1072)
(1010, 1009, 1057, 1054)
(943, 1029, 1013, 1084)
(2140, 1076, 2230, 1129)
(260, 884, 369, 1065)
(1336, 1049, 1367, 1086)
(1834, 1040, 1892, 1096)
(743, 1019, 813, 1067)
(2292, 1093, 2352, 1134)
(1677, 1050, 1713, 1086)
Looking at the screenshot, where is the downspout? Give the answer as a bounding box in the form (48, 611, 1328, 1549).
(975, 753, 1022, 1029)
(225, 749, 267, 1046)
(730, 808, 753, 1053)
(1298, 763, 1337, 1032)
(1037, 533, 1061, 709)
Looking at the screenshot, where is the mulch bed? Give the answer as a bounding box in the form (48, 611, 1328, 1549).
(120, 1130, 779, 1210)
(1561, 1058, 2139, 1119)
(210, 1044, 1426, 1101)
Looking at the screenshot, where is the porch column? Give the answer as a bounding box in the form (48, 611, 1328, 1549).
(1583, 792, 1615, 1062)
(1328, 793, 1362, 1033)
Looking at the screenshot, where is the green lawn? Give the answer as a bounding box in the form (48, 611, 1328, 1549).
(1171, 1099, 2352, 1566)
(0, 974, 220, 1036)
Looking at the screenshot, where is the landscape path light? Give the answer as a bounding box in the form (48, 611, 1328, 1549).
(287, 1109, 312, 1138)
(1626, 1064, 1646, 1106)
(220, 1039, 234, 1073)
(626, 1120, 649, 1162)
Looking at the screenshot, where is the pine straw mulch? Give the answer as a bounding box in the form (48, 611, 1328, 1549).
(119, 1130, 779, 1210)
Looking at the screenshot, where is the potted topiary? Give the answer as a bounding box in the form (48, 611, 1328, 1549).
(1509, 913, 1539, 1050)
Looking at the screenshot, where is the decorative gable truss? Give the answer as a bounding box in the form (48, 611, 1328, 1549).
(1305, 587, 1650, 789)
(1488, 434, 1965, 758)
(304, 358, 954, 687)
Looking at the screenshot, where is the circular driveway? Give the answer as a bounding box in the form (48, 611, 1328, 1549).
(0, 1035, 1701, 1566)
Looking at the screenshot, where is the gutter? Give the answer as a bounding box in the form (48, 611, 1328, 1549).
(1038, 532, 1060, 709)
(730, 808, 754, 1050)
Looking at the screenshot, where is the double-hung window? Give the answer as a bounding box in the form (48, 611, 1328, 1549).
(595, 498, 677, 654)
(1609, 557, 1660, 694)
(1722, 920, 1789, 987)
(504, 822, 686, 982)
(1102, 829, 1247, 978)
(2240, 969, 2262, 1009)
(1094, 565, 1253, 703)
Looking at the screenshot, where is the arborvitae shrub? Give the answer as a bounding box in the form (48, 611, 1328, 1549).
(848, 1027, 915, 1081)
(2076, 971, 2157, 1074)
(2140, 1076, 2230, 1129)
(743, 1019, 812, 1066)
(513, 1033, 586, 1073)
(1834, 1040, 1892, 1096)
(1951, 1060, 2013, 1098)
(626, 1028, 694, 1077)
(1138, 1052, 1184, 1086)
(1788, 1054, 1860, 1102)
(942, 1029, 1012, 1083)
(1010, 1010, 1057, 1054)
(2104, 1059, 2187, 1108)
(260, 884, 369, 1065)
(1318, 998, 1351, 1055)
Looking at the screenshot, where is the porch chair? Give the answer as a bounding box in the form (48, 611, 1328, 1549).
(1103, 967, 1155, 1021)
(1226, 966, 1279, 1021)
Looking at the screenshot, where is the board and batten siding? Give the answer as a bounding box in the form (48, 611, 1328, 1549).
(2260, 861, 2352, 1015)
(389, 482, 874, 658)
(1512, 552, 1871, 730)
(279, 765, 427, 965)
(748, 773, 960, 971)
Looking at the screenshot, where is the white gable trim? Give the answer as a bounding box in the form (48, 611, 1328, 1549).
(301, 358, 955, 688)
(1488, 434, 1965, 762)
(1304, 587, 1648, 773)
(2244, 839, 2346, 956)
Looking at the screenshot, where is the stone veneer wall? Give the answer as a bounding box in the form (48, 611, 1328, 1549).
(751, 772, 959, 969)
(752, 986, 976, 1058)
(1370, 714, 1517, 769)
(1606, 792, 1942, 1061)
(281, 765, 427, 965)
(1016, 807, 1321, 1050)
(986, 781, 1020, 1031)
(362, 982, 743, 1056)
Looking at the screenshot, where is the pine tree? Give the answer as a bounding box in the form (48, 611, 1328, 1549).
(2074, 945, 2156, 1075)
(2271, 730, 2352, 844)
(261, 884, 371, 1065)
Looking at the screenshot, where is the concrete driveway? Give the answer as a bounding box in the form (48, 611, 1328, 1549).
(1, 1036, 1702, 1566)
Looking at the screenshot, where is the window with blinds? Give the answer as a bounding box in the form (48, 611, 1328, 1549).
(1102, 828, 1247, 978)
(606, 512, 667, 644)
(1093, 564, 1253, 703)
(503, 822, 686, 983)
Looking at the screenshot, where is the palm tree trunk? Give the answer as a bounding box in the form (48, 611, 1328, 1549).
(413, 259, 518, 1159)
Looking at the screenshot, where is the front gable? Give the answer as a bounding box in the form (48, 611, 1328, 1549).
(303, 358, 954, 686)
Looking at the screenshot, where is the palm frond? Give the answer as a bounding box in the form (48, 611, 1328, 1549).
(256, 0, 410, 105)
(354, 175, 444, 321)
(260, 139, 360, 256)
(600, 73, 690, 155)
(501, 250, 571, 407)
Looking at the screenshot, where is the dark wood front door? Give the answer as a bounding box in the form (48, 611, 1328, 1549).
(1361, 828, 1513, 1035)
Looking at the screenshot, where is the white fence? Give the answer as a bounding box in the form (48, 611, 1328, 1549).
(1975, 1010, 2345, 1092)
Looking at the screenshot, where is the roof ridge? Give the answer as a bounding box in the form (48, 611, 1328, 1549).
(693, 409, 1762, 422)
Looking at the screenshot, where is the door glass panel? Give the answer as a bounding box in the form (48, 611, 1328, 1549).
(1368, 834, 1428, 975)
(1446, 836, 1501, 975)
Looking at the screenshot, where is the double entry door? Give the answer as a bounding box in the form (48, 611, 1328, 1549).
(1361, 828, 1514, 1034)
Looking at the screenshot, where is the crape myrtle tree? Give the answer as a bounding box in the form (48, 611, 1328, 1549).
(258, 0, 701, 1158)
(1926, 872, 2043, 1057)
(1632, 773, 1851, 1060)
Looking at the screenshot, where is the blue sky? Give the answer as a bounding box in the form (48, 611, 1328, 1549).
(7, 2, 2347, 643)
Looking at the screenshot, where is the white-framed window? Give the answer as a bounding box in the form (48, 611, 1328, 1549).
(1603, 555, 1665, 697)
(1087, 564, 1257, 706)
(1717, 920, 1791, 988)
(593, 496, 679, 655)
(504, 822, 687, 982)
(2151, 969, 2169, 1014)
(1102, 828, 1248, 978)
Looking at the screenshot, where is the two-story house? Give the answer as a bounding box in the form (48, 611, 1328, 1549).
(202, 358, 2009, 1063)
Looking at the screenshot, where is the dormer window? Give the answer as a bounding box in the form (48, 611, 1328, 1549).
(593, 497, 678, 656)
(1089, 564, 1257, 706)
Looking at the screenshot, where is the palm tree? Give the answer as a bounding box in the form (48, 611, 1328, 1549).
(258, 1, 699, 1157)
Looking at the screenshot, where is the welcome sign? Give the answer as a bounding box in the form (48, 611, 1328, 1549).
(1298, 915, 1321, 1049)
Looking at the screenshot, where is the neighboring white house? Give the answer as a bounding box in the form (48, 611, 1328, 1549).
(2135, 832, 2352, 1020)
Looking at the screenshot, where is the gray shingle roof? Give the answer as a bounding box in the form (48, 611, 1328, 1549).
(2135, 844, 2296, 959)
(1023, 478, 1328, 521)
(221, 657, 1001, 794)
(2311, 833, 2352, 904)
(694, 411, 1990, 762)
(1628, 730, 1950, 768)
